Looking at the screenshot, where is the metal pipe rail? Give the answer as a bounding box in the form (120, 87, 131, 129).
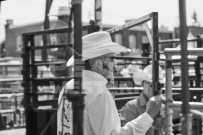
(164, 48, 203, 56)
(169, 101, 203, 110)
(107, 12, 160, 97)
(164, 47, 203, 135)
(159, 38, 199, 44)
(108, 87, 203, 94)
(31, 60, 66, 66)
(31, 77, 72, 82)
(31, 44, 68, 50)
(106, 13, 152, 34)
(27, 92, 58, 96)
(115, 56, 151, 60)
(22, 25, 90, 36)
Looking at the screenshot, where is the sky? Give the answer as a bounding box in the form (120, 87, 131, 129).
(0, 0, 203, 43)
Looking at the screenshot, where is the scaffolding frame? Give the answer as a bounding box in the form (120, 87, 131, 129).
(164, 48, 203, 135)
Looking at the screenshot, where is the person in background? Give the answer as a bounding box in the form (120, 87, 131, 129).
(120, 64, 181, 134)
(57, 31, 165, 135)
(49, 6, 73, 77)
(120, 64, 165, 135)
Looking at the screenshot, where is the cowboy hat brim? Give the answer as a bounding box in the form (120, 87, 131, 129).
(66, 42, 129, 67)
(83, 42, 129, 61)
(133, 71, 165, 86)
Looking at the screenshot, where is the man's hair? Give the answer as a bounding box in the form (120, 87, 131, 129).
(142, 80, 164, 89)
(84, 60, 93, 70)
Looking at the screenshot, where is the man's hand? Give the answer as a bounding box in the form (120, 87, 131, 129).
(146, 95, 163, 119)
(152, 115, 167, 130)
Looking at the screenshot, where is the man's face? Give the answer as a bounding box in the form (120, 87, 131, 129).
(89, 53, 115, 86)
(143, 81, 153, 100)
(101, 53, 115, 80)
(102, 54, 115, 71)
(59, 16, 69, 23)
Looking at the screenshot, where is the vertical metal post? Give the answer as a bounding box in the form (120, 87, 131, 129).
(195, 36, 202, 87)
(178, 0, 192, 135)
(72, 0, 84, 135)
(95, 0, 102, 30)
(0, 0, 6, 58)
(165, 55, 173, 135)
(30, 36, 38, 108)
(151, 12, 159, 95)
(151, 12, 160, 135)
(22, 35, 32, 135)
(42, 0, 53, 61)
(194, 35, 202, 135)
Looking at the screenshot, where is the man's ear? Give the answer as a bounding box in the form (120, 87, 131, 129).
(142, 81, 145, 86)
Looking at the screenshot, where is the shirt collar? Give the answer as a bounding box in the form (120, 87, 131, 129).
(83, 70, 108, 85)
(139, 93, 148, 107)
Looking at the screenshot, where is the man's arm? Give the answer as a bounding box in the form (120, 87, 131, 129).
(120, 99, 140, 125)
(87, 93, 154, 135)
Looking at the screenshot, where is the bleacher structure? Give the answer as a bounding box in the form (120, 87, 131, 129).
(0, 57, 24, 130)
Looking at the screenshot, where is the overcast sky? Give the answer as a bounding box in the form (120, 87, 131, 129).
(0, 0, 203, 42)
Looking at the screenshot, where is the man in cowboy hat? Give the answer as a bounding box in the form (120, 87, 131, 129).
(120, 64, 166, 135)
(58, 31, 164, 135)
(49, 6, 72, 77)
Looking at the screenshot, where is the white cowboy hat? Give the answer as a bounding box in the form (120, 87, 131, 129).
(49, 6, 70, 16)
(66, 31, 129, 66)
(133, 64, 165, 85)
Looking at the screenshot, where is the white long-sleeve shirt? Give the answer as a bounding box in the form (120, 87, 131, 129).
(57, 70, 153, 135)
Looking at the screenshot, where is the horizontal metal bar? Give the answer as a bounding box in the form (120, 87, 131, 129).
(115, 56, 151, 60)
(0, 63, 22, 66)
(37, 99, 58, 106)
(108, 77, 133, 82)
(114, 96, 137, 101)
(33, 108, 57, 112)
(169, 101, 203, 110)
(108, 87, 203, 92)
(164, 48, 203, 56)
(0, 77, 22, 82)
(109, 87, 143, 91)
(31, 60, 66, 66)
(31, 77, 72, 81)
(23, 25, 90, 36)
(159, 38, 198, 44)
(165, 87, 203, 92)
(29, 77, 72, 86)
(116, 63, 146, 66)
(27, 92, 58, 96)
(106, 13, 152, 34)
(31, 44, 69, 50)
(23, 27, 72, 36)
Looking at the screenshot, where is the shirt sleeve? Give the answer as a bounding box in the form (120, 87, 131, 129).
(120, 101, 139, 123)
(118, 113, 153, 135)
(87, 93, 153, 135)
